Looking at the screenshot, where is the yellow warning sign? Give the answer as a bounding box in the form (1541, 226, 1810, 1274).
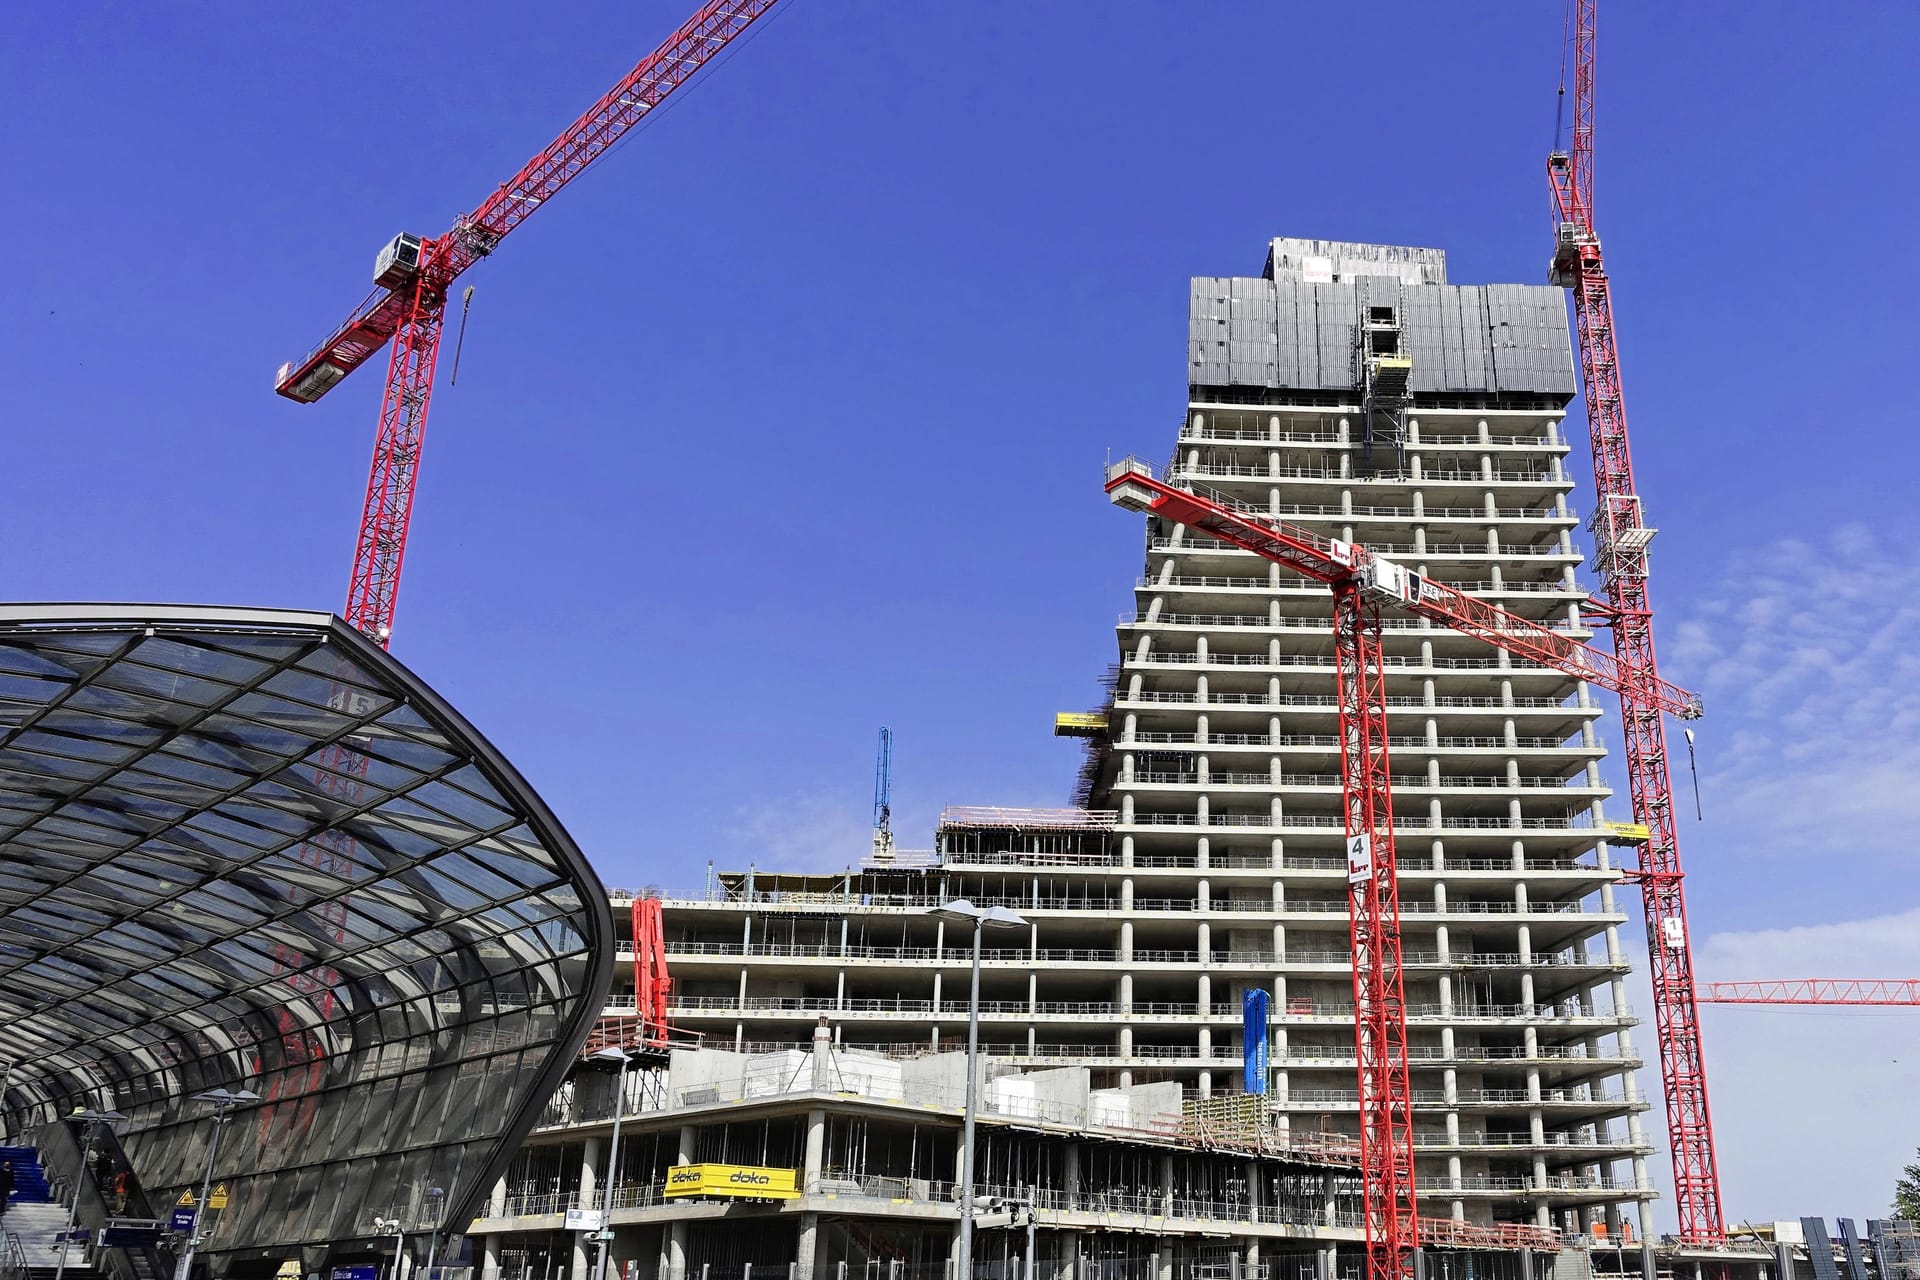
(177, 1190, 195, 1207)
(1602, 820, 1651, 843)
(208, 1184, 230, 1210)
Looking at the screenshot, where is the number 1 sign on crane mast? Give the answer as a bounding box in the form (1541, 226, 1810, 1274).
(274, 0, 783, 648)
(1546, 0, 1725, 1244)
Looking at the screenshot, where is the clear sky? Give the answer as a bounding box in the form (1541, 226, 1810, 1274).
(4, 0, 1915, 1230)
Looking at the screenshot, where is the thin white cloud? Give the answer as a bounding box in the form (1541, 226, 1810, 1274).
(1687, 910, 1920, 1225)
(722, 789, 873, 874)
(1620, 525, 1920, 1229)
(1667, 522, 1920, 859)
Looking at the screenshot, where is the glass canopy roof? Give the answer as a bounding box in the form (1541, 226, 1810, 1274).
(0, 605, 613, 1267)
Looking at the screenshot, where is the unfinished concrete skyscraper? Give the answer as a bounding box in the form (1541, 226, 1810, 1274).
(1074, 236, 1655, 1237)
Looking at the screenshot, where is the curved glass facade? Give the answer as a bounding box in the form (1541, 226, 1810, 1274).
(0, 605, 613, 1269)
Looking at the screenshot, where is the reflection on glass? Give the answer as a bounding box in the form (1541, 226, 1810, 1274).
(0, 609, 608, 1263)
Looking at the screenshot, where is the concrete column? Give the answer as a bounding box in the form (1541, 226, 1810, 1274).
(794, 1215, 820, 1280)
(481, 1236, 502, 1280)
(572, 1138, 602, 1280)
(490, 1176, 508, 1218)
(804, 1109, 826, 1187)
(811, 1018, 833, 1089)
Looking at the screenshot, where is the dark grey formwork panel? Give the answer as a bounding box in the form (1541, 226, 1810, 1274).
(1226, 277, 1277, 387)
(1405, 285, 1443, 394)
(1295, 284, 1321, 387)
(1191, 276, 1231, 384)
(1191, 265, 1567, 398)
(1531, 287, 1579, 395)
(1496, 285, 1531, 392)
(1274, 281, 1299, 386)
(1840, 1220, 1871, 1280)
(0, 604, 615, 1273)
(1440, 289, 1467, 390)
(1462, 287, 1491, 389)
(1804, 1220, 1844, 1280)
(1315, 282, 1354, 389)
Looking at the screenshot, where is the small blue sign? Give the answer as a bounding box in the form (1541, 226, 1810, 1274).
(332, 1265, 378, 1280)
(1242, 988, 1270, 1095)
(171, 1208, 197, 1233)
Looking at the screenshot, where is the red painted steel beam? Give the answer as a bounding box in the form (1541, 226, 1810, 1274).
(1335, 580, 1418, 1280)
(1103, 460, 1699, 715)
(275, 0, 781, 404)
(276, 0, 783, 649)
(1548, 0, 1724, 1243)
(1698, 980, 1920, 1006)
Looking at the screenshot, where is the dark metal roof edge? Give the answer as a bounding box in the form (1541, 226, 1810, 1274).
(0, 603, 339, 630)
(314, 614, 618, 1236)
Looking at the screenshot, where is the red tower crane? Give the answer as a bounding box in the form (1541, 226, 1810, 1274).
(274, 0, 782, 648)
(1546, 0, 1723, 1242)
(1104, 459, 1699, 1280)
(1697, 980, 1920, 1007)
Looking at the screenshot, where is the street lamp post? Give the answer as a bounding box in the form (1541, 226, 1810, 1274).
(586, 1046, 639, 1280)
(173, 1088, 261, 1280)
(928, 900, 1028, 1280)
(52, 1108, 126, 1280)
(1022, 1187, 1037, 1280)
(421, 1187, 446, 1280)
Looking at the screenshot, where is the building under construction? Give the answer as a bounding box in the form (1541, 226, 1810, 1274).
(460, 237, 1681, 1280)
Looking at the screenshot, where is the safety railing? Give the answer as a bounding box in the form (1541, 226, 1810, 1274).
(0, 1232, 28, 1280)
(1125, 651, 1574, 674)
(1122, 813, 1601, 836)
(1118, 690, 1577, 711)
(1118, 730, 1587, 750)
(1176, 426, 1560, 450)
(1145, 575, 1582, 596)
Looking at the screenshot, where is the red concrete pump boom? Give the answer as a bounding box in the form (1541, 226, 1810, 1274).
(1547, 0, 1723, 1242)
(632, 897, 672, 1046)
(1697, 980, 1920, 1007)
(274, 0, 782, 647)
(1105, 458, 1700, 1280)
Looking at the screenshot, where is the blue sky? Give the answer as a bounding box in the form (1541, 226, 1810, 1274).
(4, 0, 1915, 1228)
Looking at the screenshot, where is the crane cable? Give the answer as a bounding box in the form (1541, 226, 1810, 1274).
(1553, 0, 1573, 153)
(449, 285, 476, 386)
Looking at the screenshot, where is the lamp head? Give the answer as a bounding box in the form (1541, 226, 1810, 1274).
(980, 905, 1029, 931)
(926, 899, 979, 926)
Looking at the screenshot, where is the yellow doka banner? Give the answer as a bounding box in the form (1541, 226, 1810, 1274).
(662, 1163, 799, 1200)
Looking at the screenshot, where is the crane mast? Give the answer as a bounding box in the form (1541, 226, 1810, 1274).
(1547, 0, 1724, 1242)
(1105, 459, 1699, 1280)
(277, 0, 783, 647)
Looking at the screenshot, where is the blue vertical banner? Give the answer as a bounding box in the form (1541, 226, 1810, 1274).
(1242, 987, 1270, 1094)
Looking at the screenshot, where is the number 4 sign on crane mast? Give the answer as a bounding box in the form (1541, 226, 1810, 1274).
(274, 0, 783, 648)
(1103, 459, 1701, 1280)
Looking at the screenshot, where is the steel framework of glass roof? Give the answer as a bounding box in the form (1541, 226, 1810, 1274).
(0, 605, 613, 1269)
